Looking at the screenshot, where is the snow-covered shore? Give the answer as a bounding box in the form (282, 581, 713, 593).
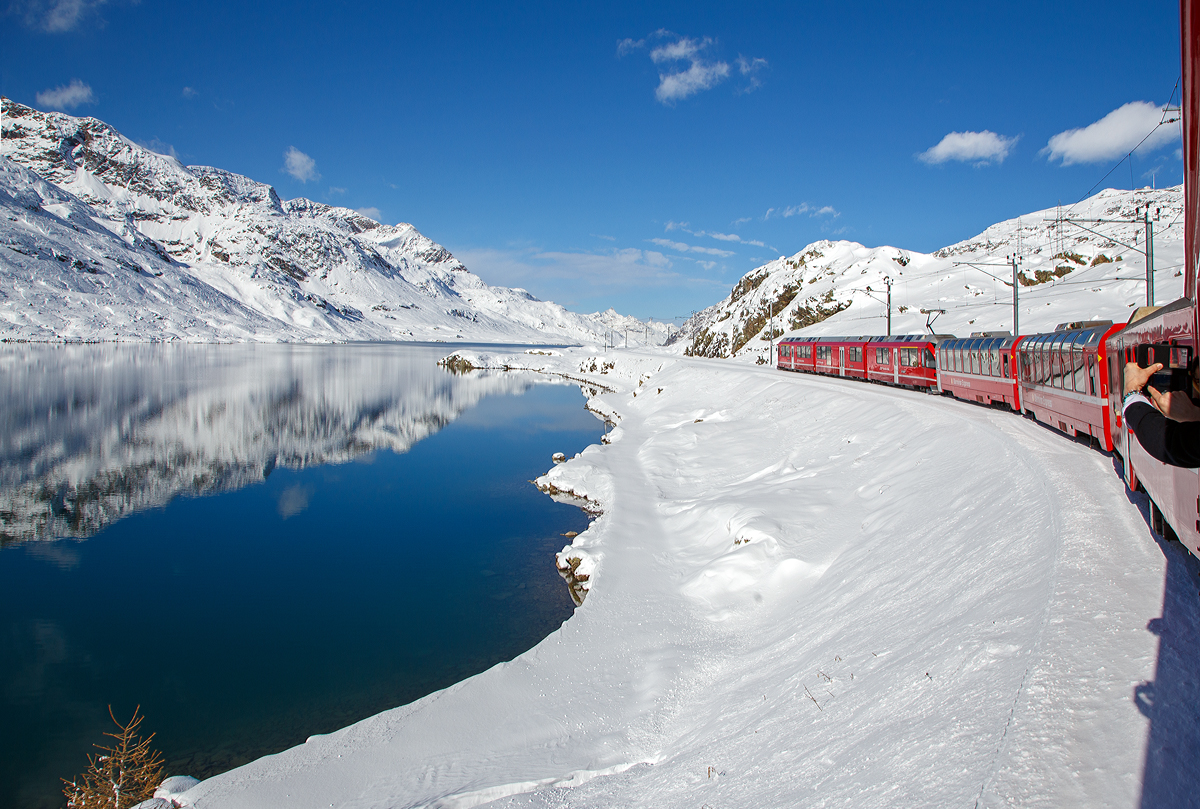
(173, 348, 1199, 808)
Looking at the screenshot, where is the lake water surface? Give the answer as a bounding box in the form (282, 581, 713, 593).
(0, 343, 599, 809)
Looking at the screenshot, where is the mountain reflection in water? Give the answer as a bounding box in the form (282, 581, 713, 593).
(0, 342, 600, 809)
(0, 342, 548, 543)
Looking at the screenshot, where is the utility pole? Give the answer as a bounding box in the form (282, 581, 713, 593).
(768, 299, 774, 365)
(1011, 253, 1020, 337)
(1142, 205, 1157, 306)
(884, 276, 893, 336)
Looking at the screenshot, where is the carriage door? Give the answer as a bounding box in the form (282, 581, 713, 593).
(892, 348, 899, 384)
(839, 346, 845, 376)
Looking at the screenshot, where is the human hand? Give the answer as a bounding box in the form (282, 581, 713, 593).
(1148, 386, 1200, 422)
(1124, 361, 1163, 396)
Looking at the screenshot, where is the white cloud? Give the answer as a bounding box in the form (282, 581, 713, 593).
(35, 78, 95, 111)
(354, 207, 382, 220)
(649, 237, 735, 257)
(455, 246, 686, 294)
(693, 230, 767, 247)
(328, 186, 347, 195)
(1043, 101, 1181, 165)
(918, 130, 1019, 165)
(591, 233, 616, 241)
(642, 35, 731, 104)
(764, 203, 840, 220)
(733, 216, 752, 226)
(656, 58, 731, 103)
(182, 86, 198, 99)
(12, 0, 106, 32)
(138, 138, 178, 159)
(616, 37, 645, 56)
(664, 220, 689, 231)
(735, 55, 768, 93)
(283, 146, 319, 183)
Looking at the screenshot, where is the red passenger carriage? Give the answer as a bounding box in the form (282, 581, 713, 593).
(1017, 322, 1122, 451)
(937, 334, 1022, 409)
(777, 334, 940, 389)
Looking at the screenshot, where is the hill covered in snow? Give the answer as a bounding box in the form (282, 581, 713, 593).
(0, 99, 668, 345)
(671, 186, 1185, 361)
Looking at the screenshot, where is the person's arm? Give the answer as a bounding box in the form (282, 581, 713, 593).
(1122, 361, 1200, 467)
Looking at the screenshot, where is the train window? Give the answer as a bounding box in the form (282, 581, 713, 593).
(800, 345, 811, 358)
(1087, 354, 1097, 396)
(924, 348, 936, 368)
(847, 346, 862, 362)
(1073, 349, 1086, 393)
(1002, 352, 1010, 378)
(900, 347, 917, 366)
(876, 346, 890, 365)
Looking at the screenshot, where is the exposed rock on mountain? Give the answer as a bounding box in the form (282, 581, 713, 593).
(0, 98, 665, 344)
(670, 187, 1185, 361)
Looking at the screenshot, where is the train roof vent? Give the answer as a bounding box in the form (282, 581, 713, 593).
(969, 331, 1013, 338)
(1054, 320, 1113, 331)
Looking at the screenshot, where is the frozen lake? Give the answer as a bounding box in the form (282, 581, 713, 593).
(0, 343, 600, 809)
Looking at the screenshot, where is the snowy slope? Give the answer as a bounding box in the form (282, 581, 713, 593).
(0, 99, 664, 345)
(173, 347, 1197, 809)
(672, 187, 1185, 362)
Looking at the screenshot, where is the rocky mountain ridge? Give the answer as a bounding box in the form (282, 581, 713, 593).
(670, 186, 1186, 361)
(0, 98, 667, 344)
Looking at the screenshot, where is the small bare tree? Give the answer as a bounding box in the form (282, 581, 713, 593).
(62, 705, 165, 809)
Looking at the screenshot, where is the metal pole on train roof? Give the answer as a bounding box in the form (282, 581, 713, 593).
(1011, 254, 1019, 337)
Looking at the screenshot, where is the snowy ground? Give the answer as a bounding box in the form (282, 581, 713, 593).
(172, 348, 1200, 809)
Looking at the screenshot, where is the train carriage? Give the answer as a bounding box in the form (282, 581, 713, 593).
(1018, 322, 1122, 451)
(864, 335, 941, 388)
(937, 334, 1022, 409)
(777, 334, 940, 389)
(1100, 0, 1200, 555)
(1106, 299, 1199, 551)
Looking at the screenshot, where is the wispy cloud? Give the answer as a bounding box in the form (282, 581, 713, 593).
(454, 246, 688, 298)
(736, 55, 768, 93)
(616, 36, 646, 57)
(283, 146, 319, 183)
(10, 0, 108, 32)
(918, 130, 1019, 166)
(137, 138, 178, 160)
(695, 230, 766, 247)
(35, 78, 95, 110)
(664, 221, 770, 249)
(648, 237, 735, 257)
(764, 203, 840, 220)
(181, 86, 198, 99)
(1042, 101, 1180, 165)
(354, 206, 382, 220)
(328, 186, 347, 195)
(620, 31, 760, 104)
(591, 233, 616, 241)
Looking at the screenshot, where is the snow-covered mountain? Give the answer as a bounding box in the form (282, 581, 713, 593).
(671, 187, 1186, 361)
(0, 98, 665, 344)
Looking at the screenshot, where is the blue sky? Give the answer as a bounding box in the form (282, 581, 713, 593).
(1, 0, 1184, 321)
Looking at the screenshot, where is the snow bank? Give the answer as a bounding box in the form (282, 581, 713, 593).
(175, 348, 1193, 808)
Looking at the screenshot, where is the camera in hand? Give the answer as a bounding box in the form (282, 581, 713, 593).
(1136, 342, 1194, 392)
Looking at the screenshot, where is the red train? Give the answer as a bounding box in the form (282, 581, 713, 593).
(779, 319, 1121, 435)
(779, 0, 1200, 560)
